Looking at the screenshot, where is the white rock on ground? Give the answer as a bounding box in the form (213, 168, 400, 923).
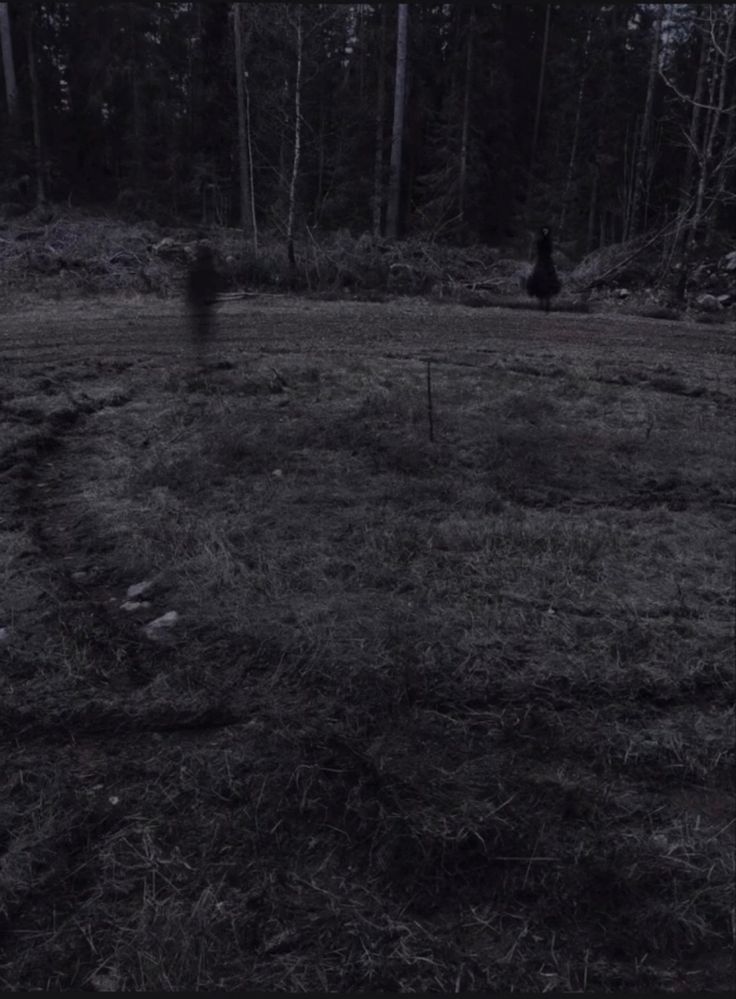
(144, 611, 179, 640)
(127, 579, 154, 599)
(120, 600, 152, 612)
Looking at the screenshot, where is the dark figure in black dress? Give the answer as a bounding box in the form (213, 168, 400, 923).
(186, 243, 218, 360)
(526, 226, 561, 313)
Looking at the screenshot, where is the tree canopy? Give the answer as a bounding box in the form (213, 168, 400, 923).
(0, 2, 733, 254)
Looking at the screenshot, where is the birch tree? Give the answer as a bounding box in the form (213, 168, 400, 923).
(625, 5, 664, 240)
(286, 4, 303, 269)
(232, 3, 256, 249)
(661, 3, 736, 275)
(560, 15, 593, 237)
(386, 3, 408, 240)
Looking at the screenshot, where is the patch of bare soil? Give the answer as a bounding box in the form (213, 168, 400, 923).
(0, 298, 734, 991)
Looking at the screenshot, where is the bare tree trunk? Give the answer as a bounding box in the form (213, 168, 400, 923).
(277, 78, 288, 217)
(560, 18, 592, 237)
(358, 3, 365, 100)
(659, 6, 735, 289)
(243, 37, 257, 247)
(664, 14, 710, 276)
(372, 3, 387, 237)
(232, 3, 255, 248)
(586, 160, 599, 252)
(287, 5, 303, 270)
(710, 71, 735, 238)
(702, 5, 735, 243)
(128, 6, 145, 197)
(0, 1, 17, 118)
(458, 6, 475, 225)
(526, 3, 551, 220)
(386, 3, 408, 240)
(691, 6, 734, 242)
(622, 116, 639, 240)
(679, 28, 709, 216)
(314, 94, 324, 223)
(25, 4, 45, 205)
(626, 5, 663, 240)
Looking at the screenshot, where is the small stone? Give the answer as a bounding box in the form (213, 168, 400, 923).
(127, 579, 153, 599)
(0, 627, 9, 643)
(272, 468, 283, 477)
(144, 610, 179, 640)
(617, 288, 629, 298)
(723, 250, 736, 272)
(120, 600, 151, 612)
(89, 969, 122, 993)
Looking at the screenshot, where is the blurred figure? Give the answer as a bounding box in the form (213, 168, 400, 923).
(526, 226, 561, 313)
(186, 242, 218, 363)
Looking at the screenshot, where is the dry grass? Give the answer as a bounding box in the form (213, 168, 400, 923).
(0, 299, 734, 991)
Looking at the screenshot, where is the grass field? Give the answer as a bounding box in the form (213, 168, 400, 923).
(1, 296, 734, 991)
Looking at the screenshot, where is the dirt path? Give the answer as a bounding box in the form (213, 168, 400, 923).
(1, 293, 733, 361)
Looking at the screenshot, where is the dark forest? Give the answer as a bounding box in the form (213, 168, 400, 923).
(1, 3, 734, 259)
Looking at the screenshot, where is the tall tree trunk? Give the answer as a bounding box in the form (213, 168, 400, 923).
(372, 3, 387, 238)
(710, 69, 735, 239)
(586, 159, 599, 252)
(664, 12, 709, 275)
(286, 5, 303, 270)
(232, 3, 254, 247)
(386, 3, 408, 240)
(278, 78, 288, 215)
(526, 3, 551, 221)
(0, 1, 18, 119)
(690, 17, 720, 240)
(25, 4, 45, 205)
(315, 90, 325, 224)
(358, 3, 365, 101)
(626, 5, 663, 240)
(243, 31, 257, 246)
(560, 17, 593, 237)
(458, 6, 475, 225)
(129, 6, 144, 196)
(678, 28, 709, 217)
(701, 5, 735, 244)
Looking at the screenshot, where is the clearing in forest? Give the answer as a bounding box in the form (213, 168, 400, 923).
(0, 297, 733, 992)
